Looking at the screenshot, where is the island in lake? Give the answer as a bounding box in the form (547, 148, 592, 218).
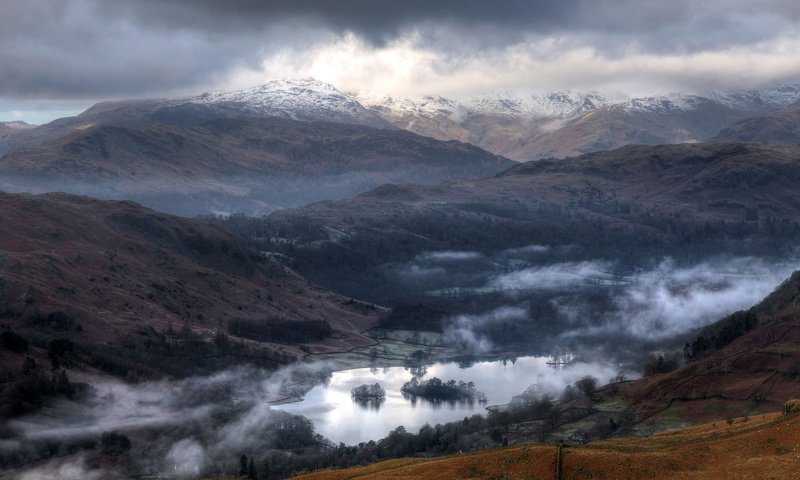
(401, 377, 484, 402)
(351, 383, 387, 407)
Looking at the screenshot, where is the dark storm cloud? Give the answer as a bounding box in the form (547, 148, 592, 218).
(114, 0, 800, 48)
(0, 0, 799, 100)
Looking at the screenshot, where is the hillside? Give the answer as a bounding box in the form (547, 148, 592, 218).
(360, 84, 800, 161)
(290, 406, 800, 480)
(0, 117, 512, 215)
(271, 141, 800, 227)
(624, 269, 800, 426)
(507, 96, 751, 159)
(0, 79, 392, 157)
(284, 269, 800, 478)
(253, 142, 800, 303)
(0, 192, 380, 387)
(713, 100, 800, 143)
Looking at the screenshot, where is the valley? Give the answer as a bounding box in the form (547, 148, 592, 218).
(3, 4, 800, 478)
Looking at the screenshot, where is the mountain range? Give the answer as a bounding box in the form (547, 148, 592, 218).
(3, 78, 800, 162)
(357, 83, 800, 160)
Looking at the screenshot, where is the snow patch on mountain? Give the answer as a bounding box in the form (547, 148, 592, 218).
(614, 94, 715, 114)
(358, 94, 463, 118)
(184, 77, 800, 127)
(357, 90, 612, 122)
(189, 78, 386, 126)
(708, 83, 800, 112)
(614, 84, 800, 115)
(465, 91, 610, 118)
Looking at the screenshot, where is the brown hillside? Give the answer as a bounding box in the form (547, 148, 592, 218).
(0, 192, 379, 381)
(623, 270, 800, 425)
(290, 408, 800, 480)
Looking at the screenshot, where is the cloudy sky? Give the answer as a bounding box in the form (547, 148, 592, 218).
(2, 0, 800, 123)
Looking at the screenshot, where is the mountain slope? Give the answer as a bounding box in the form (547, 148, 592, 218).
(624, 269, 800, 424)
(360, 84, 800, 161)
(0, 192, 380, 383)
(5, 79, 799, 162)
(191, 78, 391, 127)
(512, 95, 755, 159)
(713, 100, 800, 143)
(0, 79, 391, 158)
(0, 117, 513, 215)
(255, 142, 800, 303)
(290, 408, 800, 480)
(269, 142, 800, 232)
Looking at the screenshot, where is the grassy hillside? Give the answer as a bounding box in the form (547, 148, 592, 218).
(289, 402, 800, 479)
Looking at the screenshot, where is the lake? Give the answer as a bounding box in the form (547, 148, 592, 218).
(275, 356, 623, 445)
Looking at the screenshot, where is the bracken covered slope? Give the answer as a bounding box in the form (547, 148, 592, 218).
(623, 269, 800, 425)
(0, 192, 380, 380)
(288, 406, 800, 480)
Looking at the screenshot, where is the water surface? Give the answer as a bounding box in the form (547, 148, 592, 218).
(276, 356, 621, 444)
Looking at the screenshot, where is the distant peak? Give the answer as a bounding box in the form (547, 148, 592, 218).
(194, 77, 345, 101)
(0, 120, 37, 129)
(259, 77, 341, 92)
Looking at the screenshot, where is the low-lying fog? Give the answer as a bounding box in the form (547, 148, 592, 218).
(5, 250, 797, 478)
(4, 364, 332, 478)
(394, 250, 798, 356)
(6, 356, 624, 478)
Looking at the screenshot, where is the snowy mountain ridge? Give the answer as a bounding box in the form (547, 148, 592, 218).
(183, 77, 800, 126)
(186, 77, 387, 126)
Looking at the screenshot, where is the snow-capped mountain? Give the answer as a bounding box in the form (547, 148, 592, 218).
(8, 77, 800, 164)
(181, 78, 800, 144)
(612, 94, 720, 114)
(188, 78, 390, 127)
(708, 83, 800, 112)
(612, 84, 800, 115)
(465, 91, 611, 118)
(357, 94, 463, 118)
(355, 82, 800, 161)
(357, 90, 611, 120)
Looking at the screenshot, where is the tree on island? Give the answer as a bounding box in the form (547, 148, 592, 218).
(351, 383, 386, 400)
(401, 377, 479, 401)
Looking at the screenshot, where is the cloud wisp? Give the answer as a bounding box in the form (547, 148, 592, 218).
(4, 362, 334, 479)
(442, 256, 798, 356)
(491, 260, 614, 292)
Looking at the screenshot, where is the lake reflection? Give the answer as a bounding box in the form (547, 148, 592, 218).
(275, 356, 621, 445)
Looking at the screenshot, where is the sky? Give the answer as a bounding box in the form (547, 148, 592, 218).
(2, 0, 800, 123)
